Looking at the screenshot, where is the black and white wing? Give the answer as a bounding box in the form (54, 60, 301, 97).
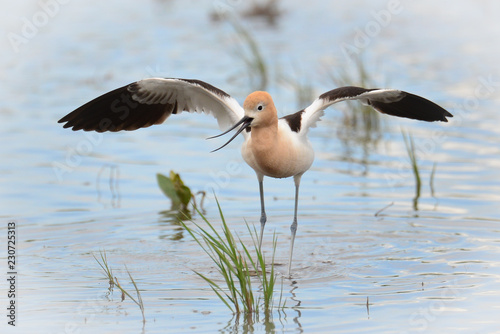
(58, 78, 245, 134)
(283, 86, 452, 135)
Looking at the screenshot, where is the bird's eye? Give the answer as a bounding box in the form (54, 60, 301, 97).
(257, 105, 263, 111)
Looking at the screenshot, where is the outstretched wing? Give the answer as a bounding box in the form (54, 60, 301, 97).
(58, 78, 245, 134)
(284, 86, 452, 135)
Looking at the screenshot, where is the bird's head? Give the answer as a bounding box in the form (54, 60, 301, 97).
(208, 91, 277, 152)
(242, 91, 276, 128)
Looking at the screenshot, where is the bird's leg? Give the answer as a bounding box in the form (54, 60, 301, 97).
(288, 174, 302, 276)
(258, 177, 267, 249)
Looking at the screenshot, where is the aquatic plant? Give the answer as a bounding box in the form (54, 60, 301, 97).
(93, 250, 146, 324)
(430, 162, 437, 199)
(327, 55, 383, 149)
(180, 198, 284, 317)
(230, 21, 268, 91)
(157, 171, 192, 210)
(157, 171, 205, 211)
(210, 0, 283, 27)
(94, 249, 114, 288)
(241, 0, 283, 26)
(402, 131, 421, 211)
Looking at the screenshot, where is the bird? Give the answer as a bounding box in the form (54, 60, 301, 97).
(58, 77, 452, 275)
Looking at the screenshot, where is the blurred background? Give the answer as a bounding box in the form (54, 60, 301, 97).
(1, 0, 500, 333)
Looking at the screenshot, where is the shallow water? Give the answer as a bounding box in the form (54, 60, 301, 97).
(2, 0, 500, 333)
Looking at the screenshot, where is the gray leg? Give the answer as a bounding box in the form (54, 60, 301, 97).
(258, 176, 267, 249)
(288, 174, 302, 276)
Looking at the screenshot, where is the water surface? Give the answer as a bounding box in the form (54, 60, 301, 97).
(1, 1, 500, 333)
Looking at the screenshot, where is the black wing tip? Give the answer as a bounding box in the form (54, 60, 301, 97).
(368, 90, 454, 123)
(58, 81, 175, 133)
(443, 110, 454, 121)
(58, 113, 73, 124)
(59, 121, 134, 132)
(428, 104, 454, 123)
(410, 92, 454, 122)
(427, 108, 452, 123)
(440, 113, 453, 122)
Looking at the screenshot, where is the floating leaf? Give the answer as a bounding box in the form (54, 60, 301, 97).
(157, 171, 193, 210)
(169, 171, 192, 206)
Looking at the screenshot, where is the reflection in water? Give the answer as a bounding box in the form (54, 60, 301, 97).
(220, 306, 304, 334)
(366, 296, 370, 319)
(215, 275, 307, 333)
(221, 313, 259, 333)
(158, 208, 192, 241)
(96, 164, 121, 208)
(287, 279, 304, 332)
(220, 278, 304, 333)
(157, 187, 207, 240)
(429, 162, 440, 211)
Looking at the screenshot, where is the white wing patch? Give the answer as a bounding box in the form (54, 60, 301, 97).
(299, 88, 406, 134)
(131, 78, 245, 132)
(299, 99, 325, 135)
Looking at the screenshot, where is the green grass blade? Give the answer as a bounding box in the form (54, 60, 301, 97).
(402, 130, 421, 210)
(181, 196, 283, 315)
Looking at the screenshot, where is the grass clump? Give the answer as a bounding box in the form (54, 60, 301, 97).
(93, 250, 146, 324)
(230, 21, 268, 92)
(327, 55, 383, 152)
(180, 198, 284, 316)
(402, 132, 442, 210)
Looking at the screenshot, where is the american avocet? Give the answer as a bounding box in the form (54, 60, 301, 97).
(59, 78, 452, 274)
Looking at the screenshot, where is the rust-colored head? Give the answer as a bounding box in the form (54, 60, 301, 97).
(243, 91, 277, 128)
(208, 91, 279, 152)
